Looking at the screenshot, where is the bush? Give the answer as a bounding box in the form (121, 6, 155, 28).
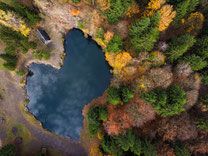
(141, 85, 187, 117)
(130, 13, 160, 53)
(106, 35, 123, 53)
(33, 50, 51, 60)
(3, 63, 16, 71)
(72, 0, 81, 4)
(200, 94, 208, 111)
(174, 142, 191, 156)
(121, 86, 134, 103)
(165, 34, 196, 63)
(107, 87, 121, 105)
(195, 119, 208, 131)
(183, 54, 207, 71)
(16, 69, 26, 76)
(95, 28, 105, 40)
(0, 144, 16, 156)
(87, 106, 108, 136)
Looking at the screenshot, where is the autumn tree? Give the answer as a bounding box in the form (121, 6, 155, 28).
(157, 5, 176, 31)
(143, 0, 166, 17)
(165, 33, 196, 63)
(130, 13, 160, 53)
(182, 12, 204, 35)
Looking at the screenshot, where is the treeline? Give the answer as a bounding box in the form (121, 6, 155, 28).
(0, 1, 40, 25)
(0, 26, 37, 71)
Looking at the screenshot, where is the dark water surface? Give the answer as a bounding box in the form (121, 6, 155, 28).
(26, 29, 112, 140)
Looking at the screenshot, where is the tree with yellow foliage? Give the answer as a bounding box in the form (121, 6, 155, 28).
(105, 52, 132, 76)
(182, 12, 204, 35)
(143, 0, 166, 17)
(157, 5, 176, 31)
(0, 9, 31, 36)
(90, 143, 103, 156)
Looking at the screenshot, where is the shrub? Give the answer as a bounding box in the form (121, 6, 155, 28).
(0, 144, 16, 156)
(200, 71, 208, 85)
(72, 0, 81, 4)
(195, 119, 208, 131)
(106, 35, 123, 53)
(3, 63, 16, 71)
(174, 142, 191, 156)
(16, 69, 26, 76)
(141, 85, 187, 117)
(95, 28, 105, 40)
(107, 87, 121, 105)
(130, 13, 160, 53)
(33, 50, 51, 60)
(165, 34, 196, 63)
(183, 54, 207, 71)
(121, 86, 134, 103)
(200, 94, 208, 110)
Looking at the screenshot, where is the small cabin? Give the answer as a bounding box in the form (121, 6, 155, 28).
(37, 28, 51, 45)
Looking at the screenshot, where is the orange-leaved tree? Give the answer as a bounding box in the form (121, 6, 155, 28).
(157, 5, 176, 31)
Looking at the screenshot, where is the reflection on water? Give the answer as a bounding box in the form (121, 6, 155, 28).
(26, 29, 112, 140)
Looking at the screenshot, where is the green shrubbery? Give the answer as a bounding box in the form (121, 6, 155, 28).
(165, 34, 196, 63)
(107, 86, 134, 105)
(16, 69, 26, 76)
(32, 49, 51, 60)
(107, 0, 133, 25)
(72, 0, 81, 4)
(0, 2, 40, 26)
(195, 119, 208, 131)
(174, 141, 191, 156)
(86, 106, 108, 136)
(101, 130, 157, 156)
(130, 13, 160, 53)
(95, 28, 105, 40)
(106, 35, 123, 53)
(141, 85, 187, 117)
(0, 144, 16, 156)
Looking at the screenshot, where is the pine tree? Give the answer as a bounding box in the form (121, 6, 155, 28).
(194, 35, 208, 58)
(165, 33, 196, 63)
(130, 13, 160, 53)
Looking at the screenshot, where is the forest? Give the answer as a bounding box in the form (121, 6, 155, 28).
(0, 0, 207, 155)
(82, 0, 208, 155)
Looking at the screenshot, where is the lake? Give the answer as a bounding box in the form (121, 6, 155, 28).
(26, 29, 112, 140)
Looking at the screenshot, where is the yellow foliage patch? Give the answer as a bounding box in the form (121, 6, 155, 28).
(143, 0, 166, 17)
(0, 9, 31, 36)
(126, 2, 140, 18)
(90, 143, 103, 156)
(158, 5, 176, 31)
(183, 12, 204, 34)
(70, 9, 80, 16)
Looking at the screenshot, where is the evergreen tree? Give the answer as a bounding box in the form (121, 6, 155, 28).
(130, 13, 160, 53)
(121, 86, 134, 103)
(107, 87, 121, 105)
(165, 34, 196, 63)
(194, 35, 208, 58)
(106, 35, 123, 53)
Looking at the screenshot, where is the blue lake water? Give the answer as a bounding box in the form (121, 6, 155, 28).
(26, 29, 112, 140)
